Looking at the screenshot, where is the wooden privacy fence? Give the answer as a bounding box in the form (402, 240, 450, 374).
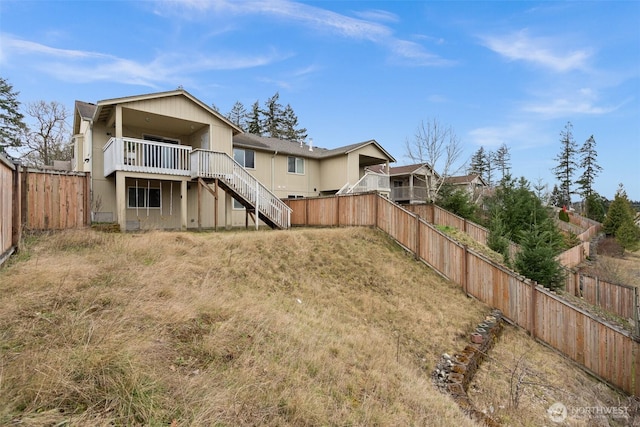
(0, 155, 21, 264)
(284, 193, 640, 396)
(21, 168, 91, 230)
(0, 156, 91, 266)
(565, 271, 639, 331)
(404, 204, 523, 261)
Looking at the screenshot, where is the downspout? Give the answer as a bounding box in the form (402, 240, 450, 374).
(271, 150, 278, 192)
(87, 117, 94, 221)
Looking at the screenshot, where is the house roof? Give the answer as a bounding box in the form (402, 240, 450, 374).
(233, 134, 396, 162)
(92, 89, 244, 134)
(73, 100, 98, 135)
(388, 163, 435, 176)
(75, 100, 97, 120)
(444, 174, 488, 186)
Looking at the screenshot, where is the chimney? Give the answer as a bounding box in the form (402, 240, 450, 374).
(308, 137, 313, 152)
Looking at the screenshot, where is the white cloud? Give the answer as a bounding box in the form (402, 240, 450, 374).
(157, 0, 451, 67)
(2, 34, 111, 60)
(480, 29, 592, 72)
(389, 40, 456, 66)
(0, 33, 288, 87)
(468, 122, 541, 149)
(522, 88, 620, 118)
(352, 9, 400, 23)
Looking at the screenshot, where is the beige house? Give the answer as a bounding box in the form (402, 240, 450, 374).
(368, 163, 438, 204)
(443, 174, 489, 203)
(72, 89, 394, 231)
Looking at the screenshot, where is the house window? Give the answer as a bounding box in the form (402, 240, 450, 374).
(287, 195, 304, 199)
(288, 156, 304, 174)
(128, 187, 161, 208)
(234, 148, 255, 168)
(233, 198, 245, 210)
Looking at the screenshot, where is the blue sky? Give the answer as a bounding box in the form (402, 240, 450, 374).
(1, 0, 639, 200)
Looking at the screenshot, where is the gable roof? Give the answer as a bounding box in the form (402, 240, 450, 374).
(92, 89, 243, 134)
(444, 174, 488, 186)
(387, 163, 437, 176)
(233, 134, 396, 162)
(73, 100, 98, 134)
(75, 100, 97, 120)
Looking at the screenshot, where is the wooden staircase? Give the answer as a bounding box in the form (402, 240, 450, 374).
(190, 149, 291, 229)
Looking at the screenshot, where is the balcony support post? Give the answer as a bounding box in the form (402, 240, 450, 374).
(115, 171, 127, 232)
(180, 180, 187, 231)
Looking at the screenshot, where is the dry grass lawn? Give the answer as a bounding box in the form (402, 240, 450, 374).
(0, 227, 633, 426)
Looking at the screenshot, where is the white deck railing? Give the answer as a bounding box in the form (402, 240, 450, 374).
(191, 149, 291, 229)
(103, 137, 191, 177)
(339, 172, 390, 195)
(391, 186, 429, 202)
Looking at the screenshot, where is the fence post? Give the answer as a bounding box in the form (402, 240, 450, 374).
(374, 194, 379, 229)
(20, 166, 28, 229)
(84, 172, 91, 226)
(462, 245, 468, 296)
(529, 281, 537, 338)
(634, 287, 639, 339)
(415, 214, 420, 260)
(596, 276, 600, 307)
(11, 162, 21, 248)
(336, 195, 340, 227)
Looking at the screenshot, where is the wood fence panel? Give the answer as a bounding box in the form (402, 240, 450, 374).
(557, 243, 585, 268)
(286, 198, 307, 225)
(465, 221, 488, 246)
(23, 170, 89, 230)
(403, 204, 434, 223)
(308, 197, 338, 226)
(0, 159, 14, 256)
(379, 199, 417, 253)
(339, 193, 376, 226)
(565, 272, 637, 321)
(433, 204, 465, 230)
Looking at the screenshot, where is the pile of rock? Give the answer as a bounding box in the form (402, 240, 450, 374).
(432, 309, 503, 426)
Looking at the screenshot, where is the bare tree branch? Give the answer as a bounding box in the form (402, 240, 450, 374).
(22, 101, 71, 167)
(405, 118, 465, 200)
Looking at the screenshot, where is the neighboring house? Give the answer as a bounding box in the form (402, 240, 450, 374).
(72, 89, 394, 231)
(369, 163, 438, 204)
(444, 174, 489, 203)
(233, 134, 394, 200)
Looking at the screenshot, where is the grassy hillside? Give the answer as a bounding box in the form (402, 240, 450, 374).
(0, 228, 631, 426)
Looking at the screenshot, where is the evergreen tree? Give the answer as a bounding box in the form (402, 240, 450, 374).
(615, 220, 640, 251)
(550, 184, 563, 207)
(246, 100, 262, 136)
(281, 104, 307, 142)
(436, 184, 478, 221)
(576, 135, 602, 200)
(485, 175, 558, 246)
(552, 122, 578, 207)
(469, 147, 489, 178)
(487, 208, 511, 265)
(603, 184, 640, 250)
(514, 221, 565, 290)
(226, 101, 247, 131)
(494, 143, 511, 181)
(0, 77, 27, 153)
(262, 92, 284, 139)
(584, 192, 606, 222)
